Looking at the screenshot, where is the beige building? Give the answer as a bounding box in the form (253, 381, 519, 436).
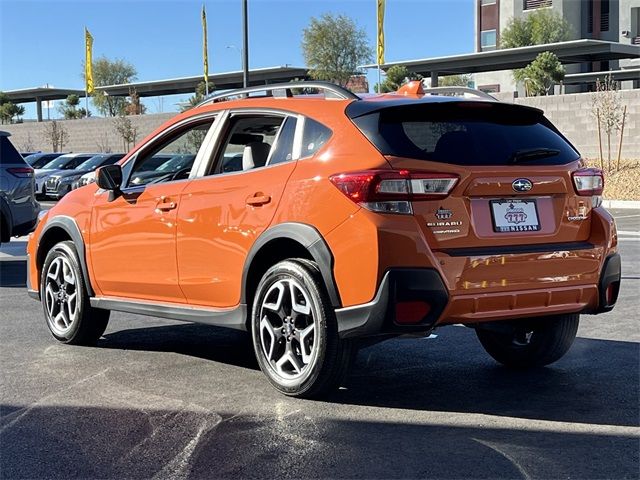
(474, 0, 640, 94)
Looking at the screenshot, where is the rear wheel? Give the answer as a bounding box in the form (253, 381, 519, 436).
(476, 314, 579, 368)
(251, 259, 353, 398)
(41, 241, 110, 345)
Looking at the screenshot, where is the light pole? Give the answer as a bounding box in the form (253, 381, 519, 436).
(242, 0, 249, 88)
(226, 45, 243, 71)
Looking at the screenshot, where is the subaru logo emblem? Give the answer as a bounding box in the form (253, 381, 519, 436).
(512, 178, 533, 192)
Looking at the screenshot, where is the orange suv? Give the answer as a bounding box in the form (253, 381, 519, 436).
(27, 81, 621, 397)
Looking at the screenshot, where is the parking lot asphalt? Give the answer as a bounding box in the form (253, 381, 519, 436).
(1, 208, 638, 479)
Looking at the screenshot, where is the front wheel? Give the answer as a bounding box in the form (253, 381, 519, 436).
(251, 259, 353, 398)
(41, 241, 110, 345)
(476, 314, 579, 368)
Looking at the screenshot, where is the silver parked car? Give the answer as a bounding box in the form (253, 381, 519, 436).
(34, 153, 99, 198)
(0, 132, 40, 243)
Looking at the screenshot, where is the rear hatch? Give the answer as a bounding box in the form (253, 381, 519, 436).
(348, 99, 600, 252)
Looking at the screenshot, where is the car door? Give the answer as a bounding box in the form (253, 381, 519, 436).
(89, 116, 217, 303)
(177, 111, 301, 308)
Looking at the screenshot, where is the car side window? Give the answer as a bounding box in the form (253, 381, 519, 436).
(301, 118, 332, 158)
(211, 115, 284, 175)
(126, 119, 214, 187)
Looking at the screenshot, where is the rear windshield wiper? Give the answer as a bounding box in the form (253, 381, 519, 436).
(509, 148, 560, 163)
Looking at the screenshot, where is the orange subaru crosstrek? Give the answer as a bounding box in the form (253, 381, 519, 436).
(27, 81, 621, 397)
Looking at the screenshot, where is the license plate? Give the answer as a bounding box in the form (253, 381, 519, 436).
(490, 199, 540, 232)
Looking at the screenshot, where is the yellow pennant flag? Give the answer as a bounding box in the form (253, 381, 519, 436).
(85, 27, 94, 94)
(377, 0, 385, 65)
(202, 5, 209, 83)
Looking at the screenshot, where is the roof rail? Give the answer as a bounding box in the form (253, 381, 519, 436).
(421, 86, 498, 101)
(196, 81, 359, 107)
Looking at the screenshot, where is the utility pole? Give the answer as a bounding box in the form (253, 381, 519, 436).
(242, 0, 249, 87)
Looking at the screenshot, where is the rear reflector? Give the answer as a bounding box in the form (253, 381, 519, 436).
(572, 168, 604, 196)
(7, 167, 34, 178)
(330, 170, 458, 215)
(395, 300, 431, 324)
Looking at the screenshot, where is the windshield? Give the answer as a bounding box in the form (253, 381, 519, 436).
(41, 155, 77, 170)
(350, 102, 580, 166)
(76, 155, 108, 171)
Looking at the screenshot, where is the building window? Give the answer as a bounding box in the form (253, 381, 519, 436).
(588, 0, 610, 34)
(601, 0, 609, 31)
(480, 29, 497, 50)
(524, 0, 552, 10)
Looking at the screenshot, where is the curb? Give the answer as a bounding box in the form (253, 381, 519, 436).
(602, 200, 640, 209)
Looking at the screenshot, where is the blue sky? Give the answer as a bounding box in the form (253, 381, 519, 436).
(0, 0, 475, 116)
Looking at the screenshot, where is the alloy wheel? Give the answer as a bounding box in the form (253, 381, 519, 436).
(44, 256, 78, 336)
(259, 278, 319, 380)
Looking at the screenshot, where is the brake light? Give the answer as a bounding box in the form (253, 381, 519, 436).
(572, 168, 604, 195)
(7, 167, 34, 178)
(572, 168, 604, 207)
(329, 170, 458, 215)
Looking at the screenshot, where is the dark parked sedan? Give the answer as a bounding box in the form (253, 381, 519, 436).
(46, 153, 125, 199)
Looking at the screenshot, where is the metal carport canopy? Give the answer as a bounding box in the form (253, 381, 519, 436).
(361, 40, 640, 76)
(97, 66, 309, 97)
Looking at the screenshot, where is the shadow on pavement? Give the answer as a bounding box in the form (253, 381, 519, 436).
(100, 323, 258, 370)
(0, 260, 27, 287)
(0, 404, 637, 479)
(97, 322, 639, 428)
(333, 328, 640, 427)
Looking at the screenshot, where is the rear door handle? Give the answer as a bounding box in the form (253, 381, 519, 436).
(246, 194, 271, 206)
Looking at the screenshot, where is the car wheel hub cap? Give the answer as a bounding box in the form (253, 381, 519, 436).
(44, 256, 78, 335)
(259, 278, 318, 380)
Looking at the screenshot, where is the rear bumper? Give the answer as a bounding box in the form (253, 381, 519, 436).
(336, 254, 620, 338)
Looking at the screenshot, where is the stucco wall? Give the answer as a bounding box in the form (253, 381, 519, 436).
(2, 113, 175, 154)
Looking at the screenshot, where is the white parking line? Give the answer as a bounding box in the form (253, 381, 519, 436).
(617, 231, 640, 236)
(613, 214, 640, 219)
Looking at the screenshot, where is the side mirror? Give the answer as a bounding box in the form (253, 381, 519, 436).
(96, 164, 122, 191)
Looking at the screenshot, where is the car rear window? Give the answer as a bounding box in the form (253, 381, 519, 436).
(0, 135, 27, 166)
(350, 102, 580, 166)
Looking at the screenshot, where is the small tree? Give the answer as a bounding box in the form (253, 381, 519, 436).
(113, 115, 138, 152)
(302, 13, 372, 86)
(58, 94, 89, 119)
(591, 75, 624, 172)
(376, 65, 422, 93)
(180, 81, 208, 113)
(501, 9, 572, 48)
(514, 51, 565, 96)
(85, 56, 137, 116)
(42, 120, 69, 152)
(0, 92, 25, 124)
(438, 74, 472, 87)
(123, 89, 147, 116)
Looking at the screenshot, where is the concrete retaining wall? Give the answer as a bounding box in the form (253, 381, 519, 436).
(2, 90, 639, 160)
(2, 113, 175, 154)
(497, 90, 640, 159)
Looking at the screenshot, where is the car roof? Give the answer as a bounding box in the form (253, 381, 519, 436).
(0, 131, 11, 137)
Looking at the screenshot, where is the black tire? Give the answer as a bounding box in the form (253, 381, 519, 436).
(251, 259, 353, 398)
(476, 314, 579, 368)
(41, 241, 110, 345)
(0, 213, 9, 243)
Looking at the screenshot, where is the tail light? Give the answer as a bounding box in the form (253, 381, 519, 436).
(572, 167, 604, 207)
(7, 167, 34, 178)
(329, 170, 458, 215)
